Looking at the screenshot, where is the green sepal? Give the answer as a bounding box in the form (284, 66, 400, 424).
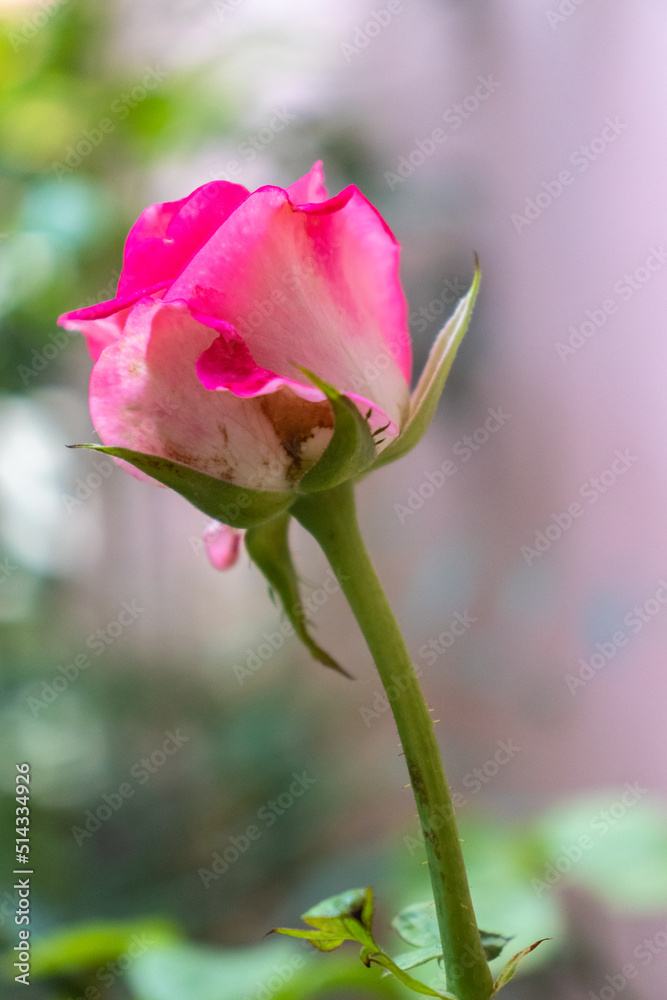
(491, 939, 549, 996)
(372, 261, 480, 471)
(68, 445, 294, 528)
(244, 512, 347, 677)
(297, 369, 378, 493)
(271, 888, 456, 999)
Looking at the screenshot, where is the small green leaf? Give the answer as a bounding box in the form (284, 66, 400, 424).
(392, 902, 440, 948)
(245, 512, 347, 676)
(392, 902, 511, 969)
(492, 939, 549, 996)
(372, 262, 480, 470)
(297, 369, 378, 493)
(302, 887, 374, 930)
(273, 887, 376, 952)
(479, 931, 513, 962)
(270, 926, 347, 952)
(272, 889, 456, 998)
(69, 445, 294, 528)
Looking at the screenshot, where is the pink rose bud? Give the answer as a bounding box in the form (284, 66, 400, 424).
(203, 521, 243, 570)
(58, 162, 412, 493)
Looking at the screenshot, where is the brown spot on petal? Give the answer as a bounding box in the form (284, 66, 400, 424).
(160, 441, 237, 483)
(260, 389, 334, 482)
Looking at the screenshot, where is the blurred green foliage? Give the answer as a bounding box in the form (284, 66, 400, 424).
(0, 0, 233, 392)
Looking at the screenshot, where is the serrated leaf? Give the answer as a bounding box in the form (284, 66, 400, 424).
(372, 262, 480, 470)
(69, 445, 294, 528)
(297, 369, 378, 493)
(492, 939, 549, 995)
(244, 512, 347, 676)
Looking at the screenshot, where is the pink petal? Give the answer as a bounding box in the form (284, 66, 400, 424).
(89, 297, 335, 491)
(122, 194, 190, 259)
(165, 181, 412, 438)
(118, 180, 249, 298)
(58, 287, 165, 361)
(194, 319, 277, 396)
(203, 521, 243, 570)
(195, 321, 397, 438)
(286, 161, 329, 205)
(194, 315, 323, 401)
(58, 180, 249, 359)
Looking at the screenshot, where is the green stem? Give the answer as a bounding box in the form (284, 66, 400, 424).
(292, 482, 494, 1000)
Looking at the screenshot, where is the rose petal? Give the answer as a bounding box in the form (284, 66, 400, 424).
(203, 521, 243, 570)
(59, 288, 166, 361)
(286, 160, 329, 205)
(58, 180, 249, 359)
(194, 316, 321, 400)
(195, 321, 398, 439)
(118, 180, 249, 298)
(165, 180, 411, 437)
(62, 304, 133, 363)
(89, 297, 335, 491)
(122, 194, 190, 260)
